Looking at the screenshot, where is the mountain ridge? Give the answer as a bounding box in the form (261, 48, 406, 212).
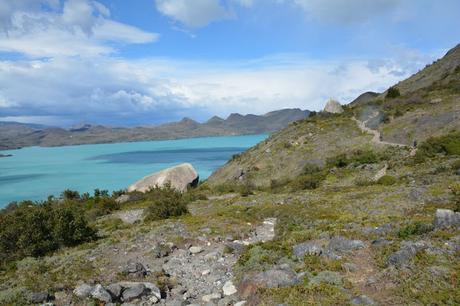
(0, 108, 310, 150)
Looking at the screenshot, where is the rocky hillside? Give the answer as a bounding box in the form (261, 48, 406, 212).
(208, 45, 460, 186)
(0, 108, 309, 150)
(0, 44, 459, 306)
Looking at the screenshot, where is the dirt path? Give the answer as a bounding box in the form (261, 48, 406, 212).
(346, 245, 395, 305)
(352, 113, 408, 148)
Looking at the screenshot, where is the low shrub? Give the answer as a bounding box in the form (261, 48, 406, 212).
(326, 149, 379, 168)
(326, 153, 349, 168)
(386, 86, 401, 98)
(451, 184, 460, 212)
(377, 175, 397, 186)
(349, 149, 379, 164)
(415, 132, 460, 162)
(290, 173, 325, 191)
(144, 184, 189, 221)
(398, 222, 433, 239)
(0, 200, 96, 266)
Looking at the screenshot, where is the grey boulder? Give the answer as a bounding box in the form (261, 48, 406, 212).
(73, 284, 94, 299)
(293, 241, 323, 258)
(128, 163, 199, 193)
(433, 209, 460, 229)
(91, 284, 112, 303)
(122, 283, 146, 302)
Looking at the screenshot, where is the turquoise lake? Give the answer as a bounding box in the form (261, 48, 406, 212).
(0, 134, 267, 207)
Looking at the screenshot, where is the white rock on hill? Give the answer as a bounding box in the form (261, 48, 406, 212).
(323, 99, 344, 114)
(128, 163, 199, 193)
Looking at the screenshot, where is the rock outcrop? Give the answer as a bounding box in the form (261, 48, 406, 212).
(128, 163, 199, 193)
(323, 99, 344, 114)
(433, 209, 460, 229)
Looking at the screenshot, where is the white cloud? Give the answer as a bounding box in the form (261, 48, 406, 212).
(0, 0, 158, 57)
(292, 0, 402, 23)
(0, 52, 435, 125)
(155, 0, 231, 28)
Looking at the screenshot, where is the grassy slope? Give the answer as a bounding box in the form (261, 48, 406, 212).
(1, 46, 460, 305)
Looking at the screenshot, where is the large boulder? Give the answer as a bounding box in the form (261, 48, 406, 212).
(128, 163, 199, 193)
(433, 209, 460, 229)
(323, 99, 344, 114)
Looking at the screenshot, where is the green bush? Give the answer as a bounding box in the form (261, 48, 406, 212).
(386, 86, 401, 98)
(290, 173, 326, 191)
(349, 149, 379, 164)
(326, 153, 349, 168)
(415, 132, 460, 162)
(0, 201, 96, 266)
(144, 184, 189, 221)
(377, 175, 397, 186)
(302, 163, 323, 175)
(326, 149, 379, 168)
(398, 222, 433, 239)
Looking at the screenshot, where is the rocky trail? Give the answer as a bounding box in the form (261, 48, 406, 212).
(64, 211, 278, 306)
(352, 113, 409, 148)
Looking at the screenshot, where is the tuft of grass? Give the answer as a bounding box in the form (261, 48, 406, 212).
(377, 175, 398, 186)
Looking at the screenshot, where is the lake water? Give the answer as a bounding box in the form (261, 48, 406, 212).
(0, 134, 267, 207)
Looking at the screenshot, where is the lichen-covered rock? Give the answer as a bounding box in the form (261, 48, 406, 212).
(433, 209, 460, 229)
(91, 284, 112, 303)
(293, 241, 323, 258)
(73, 284, 94, 299)
(328, 237, 365, 252)
(121, 283, 146, 302)
(27, 292, 49, 304)
(128, 163, 199, 193)
(386, 241, 427, 267)
(222, 280, 237, 296)
(122, 261, 148, 278)
(309, 271, 342, 286)
(238, 266, 300, 298)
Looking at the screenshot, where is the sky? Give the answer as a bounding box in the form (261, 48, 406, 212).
(0, 0, 459, 126)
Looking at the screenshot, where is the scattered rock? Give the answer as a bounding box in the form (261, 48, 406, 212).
(152, 242, 174, 258)
(116, 209, 145, 224)
(351, 295, 376, 305)
(387, 241, 427, 267)
(128, 163, 199, 193)
(123, 261, 148, 277)
(222, 280, 237, 296)
(91, 284, 112, 303)
(309, 271, 342, 286)
(323, 99, 344, 114)
(202, 292, 222, 302)
(28, 292, 50, 304)
(73, 283, 94, 299)
(122, 283, 146, 302)
(371, 238, 392, 248)
(293, 241, 323, 258)
(433, 209, 460, 229)
(189, 246, 203, 254)
(224, 242, 245, 255)
(234, 302, 247, 306)
(325, 236, 364, 258)
(106, 283, 122, 299)
(342, 262, 358, 273)
(115, 194, 131, 204)
(204, 251, 220, 261)
(238, 266, 299, 298)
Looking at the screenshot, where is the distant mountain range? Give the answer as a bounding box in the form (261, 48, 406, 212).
(0, 108, 310, 150)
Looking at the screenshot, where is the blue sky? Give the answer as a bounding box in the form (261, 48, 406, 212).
(0, 0, 459, 126)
